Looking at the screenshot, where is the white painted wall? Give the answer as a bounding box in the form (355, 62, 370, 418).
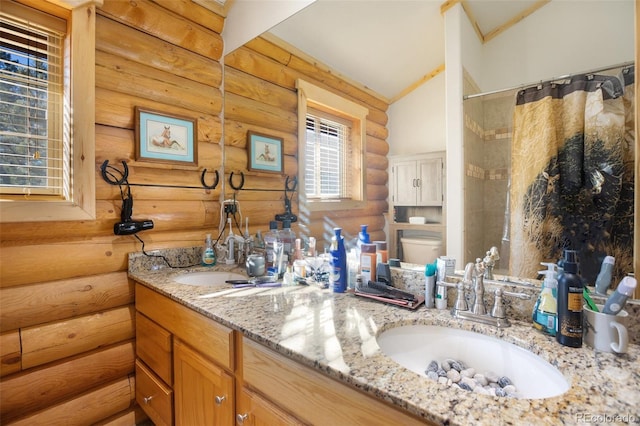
(223, 0, 316, 55)
(387, 72, 445, 156)
(480, 0, 635, 92)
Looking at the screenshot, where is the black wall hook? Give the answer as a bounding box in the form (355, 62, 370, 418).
(101, 159, 129, 186)
(200, 169, 219, 189)
(229, 171, 245, 190)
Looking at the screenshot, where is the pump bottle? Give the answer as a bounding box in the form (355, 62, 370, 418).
(532, 262, 557, 336)
(556, 250, 583, 347)
(202, 234, 216, 267)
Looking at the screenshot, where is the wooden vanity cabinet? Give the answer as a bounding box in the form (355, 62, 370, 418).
(135, 283, 235, 426)
(135, 283, 430, 425)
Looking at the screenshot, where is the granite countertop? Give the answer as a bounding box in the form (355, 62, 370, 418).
(129, 253, 640, 425)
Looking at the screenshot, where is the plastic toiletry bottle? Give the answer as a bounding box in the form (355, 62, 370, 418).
(435, 257, 449, 310)
(532, 262, 558, 336)
(359, 243, 377, 283)
(556, 250, 583, 347)
(424, 261, 437, 309)
(374, 241, 388, 264)
(356, 224, 370, 257)
(329, 228, 347, 293)
(280, 220, 296, 264)
(263, 221, 280, 272)
(202, 234, 216, 267)
(254, 230, 265, 251)
(307, 237, 317, 257)
(293, 238, 304, 261)
(594, 256, 615, 295)
(602, 276, 637, 315)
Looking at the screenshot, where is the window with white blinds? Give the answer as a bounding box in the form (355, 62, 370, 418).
(296, 79, 369, 211)
(0, 3, 67, 197)
(304, 110, 352, 199)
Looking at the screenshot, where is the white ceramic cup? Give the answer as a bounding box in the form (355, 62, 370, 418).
(583, 304, 629, 353)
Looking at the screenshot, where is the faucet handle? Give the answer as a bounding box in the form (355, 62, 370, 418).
(453, 282, 468, 314)
(491, 288, 532, 319)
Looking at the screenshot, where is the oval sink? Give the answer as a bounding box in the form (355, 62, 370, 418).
(174, 271, 246, 286)
(376, 325, 569, 399)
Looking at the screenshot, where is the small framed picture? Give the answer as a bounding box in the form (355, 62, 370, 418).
(247, 131, 284, 174)
(135, 107, 198, 167)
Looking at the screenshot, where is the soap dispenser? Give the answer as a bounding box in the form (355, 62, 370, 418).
(532, 262, 558, 336)
(202, 233, 216, 267)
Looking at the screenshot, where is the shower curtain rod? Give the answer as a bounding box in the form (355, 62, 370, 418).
(463, 60, 635, 100)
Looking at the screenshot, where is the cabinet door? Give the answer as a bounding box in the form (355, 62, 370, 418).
(392, 160, 418, 206)
(236, 386, 305, 426)
(174, 339, 234, 426)
(417, 157, 443, 206)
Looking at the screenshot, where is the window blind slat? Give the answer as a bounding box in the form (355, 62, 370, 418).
(0, 8, 66, 197)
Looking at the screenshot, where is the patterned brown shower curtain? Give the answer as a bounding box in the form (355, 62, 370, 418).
(510, 67, 635, 285)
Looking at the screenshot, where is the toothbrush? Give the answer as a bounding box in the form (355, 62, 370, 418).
(583, 287, 599, 312)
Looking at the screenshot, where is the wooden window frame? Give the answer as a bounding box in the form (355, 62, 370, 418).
(0, 0, 98, 222)
(296, 79, 368, 212)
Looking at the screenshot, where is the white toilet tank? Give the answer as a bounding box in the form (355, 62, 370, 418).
(400, 237, 442, 265)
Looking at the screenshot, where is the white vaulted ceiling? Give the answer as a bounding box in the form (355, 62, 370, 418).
(266, 0, 546, 102)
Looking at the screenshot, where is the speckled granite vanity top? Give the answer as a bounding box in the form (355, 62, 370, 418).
(129, 250, 639, 425)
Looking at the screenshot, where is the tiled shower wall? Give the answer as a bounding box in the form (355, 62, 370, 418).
(463, 72, 516, 272)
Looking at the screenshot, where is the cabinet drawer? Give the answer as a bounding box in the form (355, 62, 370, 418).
(136, 359, 173, 426)
(136, 284, 234, 370)
(237, 385, 305, 426)
(242, 337, 430, 426)
(137, 312, 172, 385)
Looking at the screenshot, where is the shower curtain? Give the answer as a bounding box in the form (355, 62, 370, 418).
(510, 66, 635, 284)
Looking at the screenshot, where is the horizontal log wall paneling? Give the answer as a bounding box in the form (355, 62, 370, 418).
(224, 36, 390, 245)
(0, 0, 225, 424)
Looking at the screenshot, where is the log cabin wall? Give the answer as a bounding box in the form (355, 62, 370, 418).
(0, 0, 225, 424)
(0, 2, 390, 424)
(224, 36, 390, 247)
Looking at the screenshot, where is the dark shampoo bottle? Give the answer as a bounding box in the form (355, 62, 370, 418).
(556, 250, 583, 347)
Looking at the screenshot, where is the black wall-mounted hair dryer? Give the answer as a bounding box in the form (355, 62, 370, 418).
(114, 220, 154, 235)
(113, 195, 154, 235)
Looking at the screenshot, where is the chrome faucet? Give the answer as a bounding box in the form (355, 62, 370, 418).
(439, 258, 531, 328)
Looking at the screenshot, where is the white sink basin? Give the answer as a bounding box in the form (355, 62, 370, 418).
(376, 325, 569, 399)
(174, 271, 246, 286)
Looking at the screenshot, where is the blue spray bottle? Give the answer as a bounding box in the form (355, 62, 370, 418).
(330, 228, 347, 293)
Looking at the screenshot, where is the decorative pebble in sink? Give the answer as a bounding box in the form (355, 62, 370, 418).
(376, 325, 569, 399)
(426, 358, 518, 397)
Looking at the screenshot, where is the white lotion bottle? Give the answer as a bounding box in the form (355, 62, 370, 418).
(594, 256, 615, 295)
